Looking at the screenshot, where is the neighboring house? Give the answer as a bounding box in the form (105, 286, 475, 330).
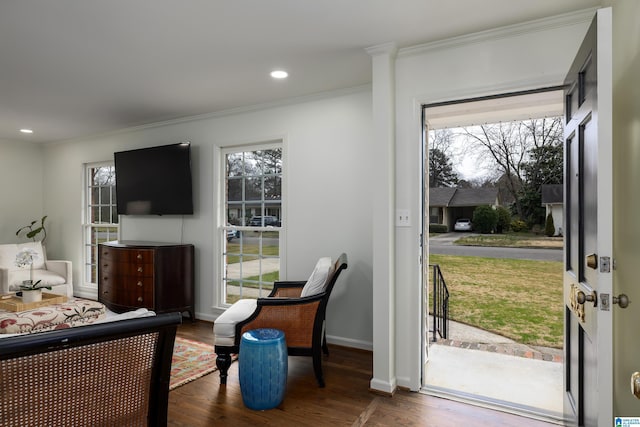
(429, 187, 500, 231)
(541, 184, 563, 236)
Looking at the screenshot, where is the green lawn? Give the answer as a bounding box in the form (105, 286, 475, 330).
(430, 254, 563, 348)
(225, 240, 279, 264)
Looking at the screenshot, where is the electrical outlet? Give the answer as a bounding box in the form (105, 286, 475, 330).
(396, 209, 411, 227)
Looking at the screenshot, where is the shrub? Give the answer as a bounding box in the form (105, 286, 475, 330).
(495, 206, 511, 234)
(429, 223, 448, 233)
(472, 205, 498, 234)
(545, 213, 555, 237)
(511, 219, 528, 232)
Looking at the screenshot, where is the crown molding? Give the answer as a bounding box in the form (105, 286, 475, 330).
(365, 42, 398, 58)
(399, 7, 598, 58)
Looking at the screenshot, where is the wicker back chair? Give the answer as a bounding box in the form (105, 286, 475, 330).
(215, 253, 347, 387)
(0, 312, 182, 427)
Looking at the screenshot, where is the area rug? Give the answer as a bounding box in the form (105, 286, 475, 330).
(170, 337, 221, 390)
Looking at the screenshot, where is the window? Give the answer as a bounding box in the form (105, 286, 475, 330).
(83, 162, 118, 286)
(222, 144, 282, 304)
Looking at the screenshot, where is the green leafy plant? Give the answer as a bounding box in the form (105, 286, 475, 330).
(20, 280, 51, 291)
(472, 205, 498, 234)
(510, 219, 528, 232)
(495, 206, 511, 234)
(429, 223, 448, 233)
(16, 215, 48, 243)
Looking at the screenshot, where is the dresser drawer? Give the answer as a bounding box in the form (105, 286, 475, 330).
(100, 247, 154, 264)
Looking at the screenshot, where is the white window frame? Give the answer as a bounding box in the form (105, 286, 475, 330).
(217, 141, 284, 307)
(81, 161, 119, 294)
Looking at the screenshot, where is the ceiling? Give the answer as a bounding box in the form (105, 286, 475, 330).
(425, 90, 564, 129)
(0, 0, 600, 144)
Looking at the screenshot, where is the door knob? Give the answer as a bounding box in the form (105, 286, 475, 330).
(632, 372, 640, 399)
(577, 290, 596, 306)
(586, 253, 598, 269)
(613, 294, 630, 309)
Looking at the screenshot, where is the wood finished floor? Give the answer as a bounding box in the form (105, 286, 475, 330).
(169, 320, 558, 426)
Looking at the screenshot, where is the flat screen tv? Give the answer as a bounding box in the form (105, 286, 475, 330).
(114, 143, 194, 215)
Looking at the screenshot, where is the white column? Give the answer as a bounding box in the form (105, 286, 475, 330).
(366, 42, 397, 394)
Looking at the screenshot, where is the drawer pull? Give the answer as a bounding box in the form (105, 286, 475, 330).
(137, 281, 143, 287)
(137, 267, 143, 273)
(137, 254, 143, 260)
(137, 297, 143, 302)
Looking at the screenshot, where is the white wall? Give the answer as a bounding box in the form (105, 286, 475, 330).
(389, 10, 595, 390)
(611, 0, 640, 415)
(40, 88, 374, 348)
(0, 139, 44, 243)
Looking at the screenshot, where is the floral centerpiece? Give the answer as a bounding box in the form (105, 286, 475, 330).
(15, 248, 51, 302)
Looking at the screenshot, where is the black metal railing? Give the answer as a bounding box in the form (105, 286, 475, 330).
(430, 264, 450, 342)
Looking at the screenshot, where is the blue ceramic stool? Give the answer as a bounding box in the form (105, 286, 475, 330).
(239, 328, 288, 410)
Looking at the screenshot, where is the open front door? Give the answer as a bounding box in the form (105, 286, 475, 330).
(563, 8, 613, 426)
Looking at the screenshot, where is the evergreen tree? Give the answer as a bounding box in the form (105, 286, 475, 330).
(518, 143, 563, 225)
(429, 148, 459, 187)
(545, 213, 556, 237)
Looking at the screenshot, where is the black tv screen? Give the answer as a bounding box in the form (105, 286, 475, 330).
(114, 143, 194, 215)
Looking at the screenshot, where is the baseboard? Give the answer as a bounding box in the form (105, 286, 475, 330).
(370, 377, 397, 395)
(326, 334, 373, 351)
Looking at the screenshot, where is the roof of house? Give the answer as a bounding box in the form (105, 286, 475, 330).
(429, 187, 500, 207)
(429, 188, 457, 206)
(541, 184, 563, 204)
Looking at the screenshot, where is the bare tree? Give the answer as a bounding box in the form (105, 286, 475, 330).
(461, 117, 562, 218)
(429, 128, 455, 156)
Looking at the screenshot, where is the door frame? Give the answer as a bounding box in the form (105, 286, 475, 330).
(420, 88, 568, 416)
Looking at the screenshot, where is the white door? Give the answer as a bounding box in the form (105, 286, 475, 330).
(563, 8, 613, 426)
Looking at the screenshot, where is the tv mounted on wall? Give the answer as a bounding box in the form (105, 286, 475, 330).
(114, 142, 194, 215)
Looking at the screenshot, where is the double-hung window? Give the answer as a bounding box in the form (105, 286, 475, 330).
(83, 162, 118, 287)
(221, 144, 282, 304)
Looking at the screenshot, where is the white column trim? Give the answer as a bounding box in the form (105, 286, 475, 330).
(367, 42, 397, 394)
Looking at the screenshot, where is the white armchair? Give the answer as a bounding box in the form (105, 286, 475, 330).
(0, 241, 73, 297)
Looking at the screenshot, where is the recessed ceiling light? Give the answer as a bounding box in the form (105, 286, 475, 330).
(270, 70, 288, 79)
(20, 129, 34, 134)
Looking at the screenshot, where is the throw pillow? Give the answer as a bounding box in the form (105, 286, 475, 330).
(300, 257, 332, 298)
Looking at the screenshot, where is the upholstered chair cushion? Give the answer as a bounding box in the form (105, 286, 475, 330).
(7, 269, 67, 291)
(213, 299, 258, 346)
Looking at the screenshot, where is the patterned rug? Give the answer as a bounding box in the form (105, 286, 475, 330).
(170, 337, 220, 390)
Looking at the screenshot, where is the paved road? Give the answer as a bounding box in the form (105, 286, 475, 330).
(429, 233, 563, 262)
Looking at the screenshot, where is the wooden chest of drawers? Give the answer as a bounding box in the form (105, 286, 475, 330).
(98, 241, 195, 319)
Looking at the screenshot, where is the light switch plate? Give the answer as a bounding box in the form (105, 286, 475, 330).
(396, 209, 411, 227)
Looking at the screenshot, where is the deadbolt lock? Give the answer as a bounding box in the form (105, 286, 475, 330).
(586, 253, 598, 270)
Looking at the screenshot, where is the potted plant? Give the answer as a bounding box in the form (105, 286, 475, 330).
(15, 215, 47, 243)
(15, 248, 51, 303)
